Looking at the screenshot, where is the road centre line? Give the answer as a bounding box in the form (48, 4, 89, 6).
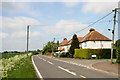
(47, 61, 54, 65)
(43, 59, 46, 61)
(43, 55, 90, 69)
(79, 75, 86, 78)
(58, 66, 77, 76)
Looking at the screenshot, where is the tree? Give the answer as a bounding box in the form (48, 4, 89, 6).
(69, 34, 79, 57)
(42, 41, 59, 55)
(57, 41, 59, 45)
(116, 39, 120, 63)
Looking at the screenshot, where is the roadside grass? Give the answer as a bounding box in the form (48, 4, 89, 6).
(7, 55, 37, 78)
(1, 53, 38, 79)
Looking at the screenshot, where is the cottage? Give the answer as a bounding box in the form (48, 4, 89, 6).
(79, 28, 112, 49)
(58, 38, 68, 53)
(58, 28, 112, 53)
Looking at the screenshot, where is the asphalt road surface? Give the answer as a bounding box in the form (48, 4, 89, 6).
(32, 54, 118, 80)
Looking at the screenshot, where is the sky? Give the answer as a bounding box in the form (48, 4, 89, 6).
(0, 0, 119, 52)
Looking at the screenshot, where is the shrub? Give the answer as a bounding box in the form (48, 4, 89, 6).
(74, 49, 116, 59)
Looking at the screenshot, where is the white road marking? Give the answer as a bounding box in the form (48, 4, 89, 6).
(43, 55, 90, 69)
(47, 61, 54, 65)
(58, 66, 76, 76)
(42, 59, 46, 61)
(32, 56, 44, 80)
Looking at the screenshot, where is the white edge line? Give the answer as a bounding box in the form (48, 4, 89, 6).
(58, 66, 76, 76)
(32, 56, 44, 80)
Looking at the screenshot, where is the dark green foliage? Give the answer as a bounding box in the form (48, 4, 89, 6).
(69, 34, 79, 57)
(58, 52, 70, 57)
(32, 51, 39, 55)
(2, 53, 26, 59)
(74, 49, 116, 59)
(116, 39, 120, 63)
(57, 41, 59, 45)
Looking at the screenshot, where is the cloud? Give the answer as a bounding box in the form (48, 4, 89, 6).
(2, 2, 30, 13)
(64, 2, 79, 7)
(2, 16, 41, 32)
(0, 33, 9, 38)
(2, 31, 43, 51)
(82, 2, 118, 14)
(1, 16, 42, 51)
(43, 19, 88, 37)
(31, 31, 43, 37)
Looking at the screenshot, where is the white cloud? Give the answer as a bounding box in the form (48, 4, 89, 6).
(11, 31, 26, 38)
(7, 31, 43, 39)
(64, 2, 79, 7)
(2, 16, 41, 32)
(43, 19, 88, 37)
(82, 2, 118, 14)
(2, 31, 43, 51)
(0, 33, 9, 38)
(2, 2, 30, 13)
(31, 31, 43, 37)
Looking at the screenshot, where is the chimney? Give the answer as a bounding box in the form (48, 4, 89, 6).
(64, 38, 67, 40)
(89, 28, 95, 32)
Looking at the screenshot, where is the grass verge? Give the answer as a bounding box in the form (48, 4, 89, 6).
(1, 53, 38, 80)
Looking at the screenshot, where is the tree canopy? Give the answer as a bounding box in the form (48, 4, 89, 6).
(69, 34, 79, 57)
(42, 41, 59, 55)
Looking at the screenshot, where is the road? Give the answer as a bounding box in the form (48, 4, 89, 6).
(32, 54, 118, 80)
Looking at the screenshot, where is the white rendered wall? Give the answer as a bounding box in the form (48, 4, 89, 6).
(80, 41, 112, 49)
(58, 45, 69, 52)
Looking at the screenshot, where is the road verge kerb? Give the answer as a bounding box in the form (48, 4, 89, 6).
(90, 63, 118, 76)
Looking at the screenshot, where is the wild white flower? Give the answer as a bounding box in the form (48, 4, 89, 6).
(1, 53, 32, 78)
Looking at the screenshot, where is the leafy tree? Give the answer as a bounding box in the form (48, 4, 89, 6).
(116, 39, 120, 63)
(57, 41, 59, 45)
(69, 34, 79, 57)
(42, 41, 59, 55)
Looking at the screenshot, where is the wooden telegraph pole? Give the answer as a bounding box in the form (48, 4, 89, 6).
(27, 25, 29, 56)
(111, 8, 117, 63)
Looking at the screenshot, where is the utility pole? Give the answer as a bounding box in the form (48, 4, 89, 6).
(27, 25, 29, 56)
(111, 8, 117, 63)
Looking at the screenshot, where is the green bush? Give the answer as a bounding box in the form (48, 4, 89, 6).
(74, 49, 116, 59)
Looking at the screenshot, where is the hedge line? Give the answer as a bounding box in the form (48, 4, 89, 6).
(74, 49, 116, 59)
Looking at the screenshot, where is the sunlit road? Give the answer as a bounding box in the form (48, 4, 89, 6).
(32, 54, 118, 80)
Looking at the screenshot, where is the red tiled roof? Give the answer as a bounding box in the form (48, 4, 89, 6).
(59, 38, 68, 46)
(81, 28, 111, 42)
(67, 37, 83, 45)
(78, 37, 83, 42)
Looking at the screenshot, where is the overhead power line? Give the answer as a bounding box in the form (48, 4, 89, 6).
(75, 12, 113, 33)
(55, 11, 113, 40)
